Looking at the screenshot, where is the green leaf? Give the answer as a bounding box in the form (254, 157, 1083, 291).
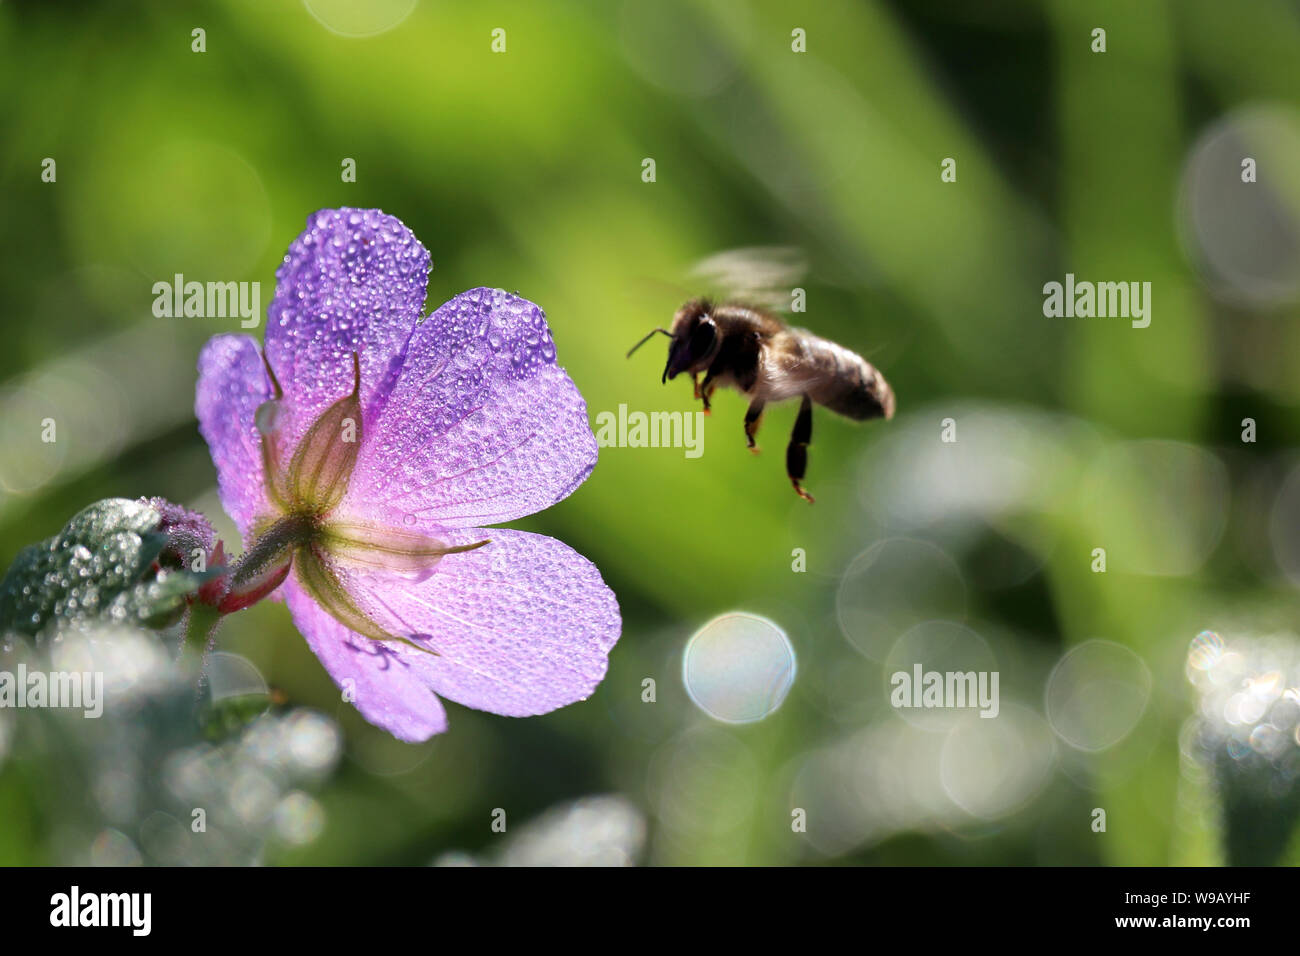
(0, 498, 214, 637)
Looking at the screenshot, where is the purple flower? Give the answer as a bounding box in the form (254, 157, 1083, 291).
(194, 208, 620, 741)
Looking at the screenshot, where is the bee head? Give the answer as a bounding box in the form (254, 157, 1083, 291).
(662, 299, 719, 383)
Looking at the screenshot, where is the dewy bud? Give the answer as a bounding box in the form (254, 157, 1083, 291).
(287, 353, 363, 514)
(137, 496, 217, 571)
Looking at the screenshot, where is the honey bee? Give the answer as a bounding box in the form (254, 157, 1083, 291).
(627, 299, 896, 503)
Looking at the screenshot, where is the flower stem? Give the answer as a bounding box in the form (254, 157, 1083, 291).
(180, 600, 223, 678)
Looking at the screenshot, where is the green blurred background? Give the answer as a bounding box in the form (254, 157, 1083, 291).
(3, 0, 1300, 865)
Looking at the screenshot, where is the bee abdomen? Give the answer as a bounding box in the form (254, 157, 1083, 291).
(809, 340, 895, 421)
(825, 374, 894, 421)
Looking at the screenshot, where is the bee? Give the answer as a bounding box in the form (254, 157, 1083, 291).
(627, 299, 896, 503)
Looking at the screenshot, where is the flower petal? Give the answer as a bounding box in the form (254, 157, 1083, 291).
(344, 288, 597, 529)
(195, 334, 273, 538)
(345, 530, 618, 717)
(264, 208, 431, 455)
(281, 575, 449, 742)
(333, 527, 621, 717)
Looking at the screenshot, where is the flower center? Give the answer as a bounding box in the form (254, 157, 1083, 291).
(215, 351, 485, 654)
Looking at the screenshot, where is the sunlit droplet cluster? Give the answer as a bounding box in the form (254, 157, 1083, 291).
(431, 794, 646, 867)
(1187, 630, 1300, 774)
(0, 622, 341, 864)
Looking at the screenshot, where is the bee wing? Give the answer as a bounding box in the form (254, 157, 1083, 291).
(688, 246, 808, 314)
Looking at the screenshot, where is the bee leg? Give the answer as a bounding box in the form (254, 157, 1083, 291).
(744, 399, 765, 453)
(692, 373, 701, 400)
(786, 395, 815, 503)
(699, 374, 715, 415)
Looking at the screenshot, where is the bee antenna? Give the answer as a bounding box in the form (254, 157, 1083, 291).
(626, 327, 671, 359)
